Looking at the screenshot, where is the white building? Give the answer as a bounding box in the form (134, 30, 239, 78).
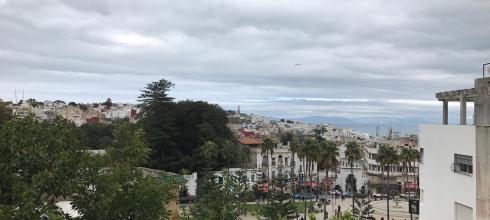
(364, 139, 419, 194)
(183, 172, 198, 196)
(251, 142, 316, 183)
(419, 125, 475, 220)
(336, 143, 368, 192)
(418, 77, 490, 220)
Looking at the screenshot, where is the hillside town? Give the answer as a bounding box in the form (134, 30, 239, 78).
(1, 97, 421, 219)
(224, 108, 419, 197)
(3, 0, 490, 219)
(5, 98, 138, 125)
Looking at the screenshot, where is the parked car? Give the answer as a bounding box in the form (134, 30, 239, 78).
(292, 193, 315, 200)
(400, 192, 417, 199)
(292, 193, 301, 200)
(342, 191, 353, 197)
(372, 193, 387, 200)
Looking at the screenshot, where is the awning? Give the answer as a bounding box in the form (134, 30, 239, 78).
(302, 181, 319, 187)
(404, 182, 419, 190)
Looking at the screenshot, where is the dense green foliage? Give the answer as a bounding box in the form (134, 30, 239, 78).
(0, 116, 84, 219)
(352, 197, 375, 219)
(0, 116, 173, 219)
(0, 101, 12, 125)
(331, 211, 356, 220)
(138, 79, 239, 172)
(191, 171, 249, 220)
(76, 123, 115, 149)
(72, 123, 173, 220)
(258, 176, 297, 220)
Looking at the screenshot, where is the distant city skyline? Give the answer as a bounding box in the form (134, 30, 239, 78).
(1, 0, 489, 121)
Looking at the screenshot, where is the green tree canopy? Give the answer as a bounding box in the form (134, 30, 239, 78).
(138, 79, 237, 173)
(0, 101, 12, 126)
(0, 115, 174, 220)
(72, 122, 173, 220)
(191, 171, 249, 220)
(0, 116, 84, 219)
(258, 175, 297, 220)
(76, 122, 115, 149)
(138, 79, 175, 111)
(376, 144, 399, 168)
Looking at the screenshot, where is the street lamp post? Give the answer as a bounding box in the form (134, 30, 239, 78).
(483, 63, 490, 78)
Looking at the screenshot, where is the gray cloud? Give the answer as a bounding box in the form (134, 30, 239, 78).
(0, 0, 489, 120)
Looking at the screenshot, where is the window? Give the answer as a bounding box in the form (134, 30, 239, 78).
(420, 148, 424, 164)
(455, 202, 472, 220)
(454, 154, 473, 175)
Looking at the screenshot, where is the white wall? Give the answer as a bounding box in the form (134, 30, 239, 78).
(419, 125, 476, 220)
(183, 173, 197, 196)
(336, 166, 366, 192)
(253, 147, 317, 181)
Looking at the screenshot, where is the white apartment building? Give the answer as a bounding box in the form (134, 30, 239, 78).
(419, 125, 475, 220)
(419, 77, 490, 220)
(364, 139, 419, 194)
(251, 143, 316, 182)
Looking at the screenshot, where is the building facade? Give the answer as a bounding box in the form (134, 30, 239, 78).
(419, 125, 475, 220)
(419, 77, 490, 220)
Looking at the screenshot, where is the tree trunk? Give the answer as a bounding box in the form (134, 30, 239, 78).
(292, 153, 296, 202)
(413, 161, 416, 187)
(267, 150, 270, 205)
(325, 166, 329, 193)
(351, 164, 355, 211)
(310, 160, 314, 205)
(408, 162, 412, 193)
(316, 159, 320, 202)
(303, 158, 307, 217)
(405, 162, 409, 193)
(387, 167, 390, 220)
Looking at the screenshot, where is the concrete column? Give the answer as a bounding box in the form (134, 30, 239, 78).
(460, 95, 467, 125)
(443, 100, 448, 125)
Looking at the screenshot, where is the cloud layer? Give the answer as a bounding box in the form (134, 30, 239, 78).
(1, 0, 489, 120)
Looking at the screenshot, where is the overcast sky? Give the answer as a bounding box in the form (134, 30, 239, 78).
(1, 0, 489, 120)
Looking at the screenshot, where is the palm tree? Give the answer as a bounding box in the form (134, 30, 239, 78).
(376, 144, 399, 220)
(409, 148, 421, 195)
(261, 137, 275, 203)
(294, 136, 309, 217)
(262, 137, 275, 182)
(318, 140, 339, 203)
(304, 138, 318, 206)
(399, 148, 411, 192)
(289, 133, 302, 201)
(345, 141, 363, 211)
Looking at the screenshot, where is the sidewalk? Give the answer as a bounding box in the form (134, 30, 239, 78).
(242, 196, 415, 220)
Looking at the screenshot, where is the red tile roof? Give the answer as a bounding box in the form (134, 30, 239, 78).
(239, 137, 262, 145)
